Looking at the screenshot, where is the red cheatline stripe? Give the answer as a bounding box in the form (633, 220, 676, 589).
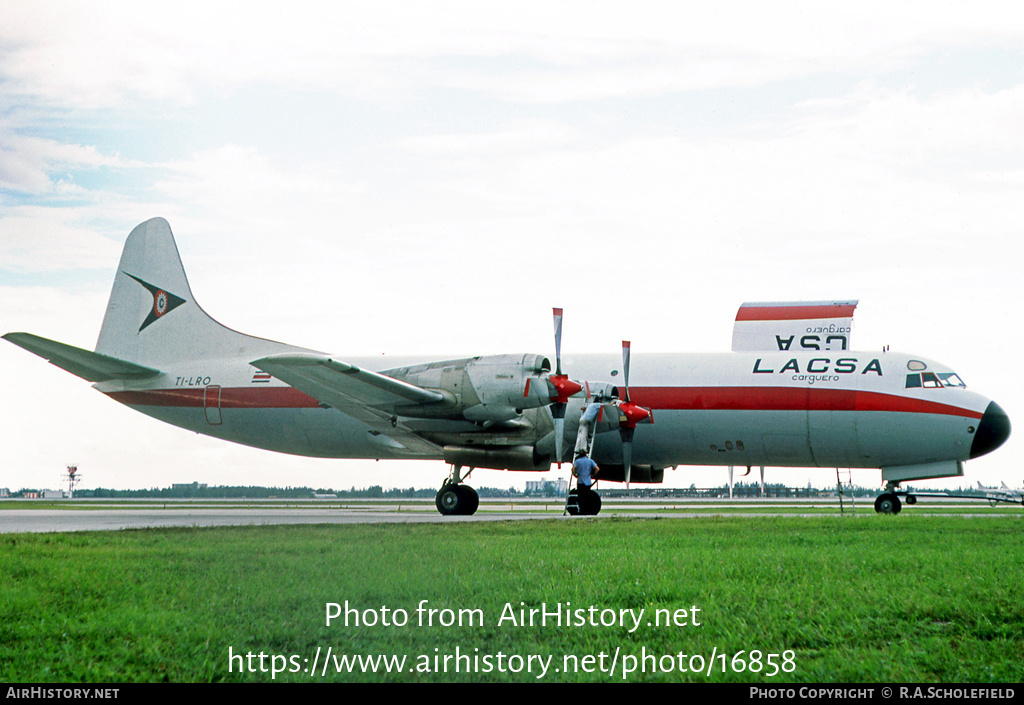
(735, 304, 857, 321)
(629, 387, 982, 419)
(106, 387, 321, 409)
(105, 385, 982, 419)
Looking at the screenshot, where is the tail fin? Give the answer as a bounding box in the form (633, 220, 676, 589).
(95, 218, 295, 365)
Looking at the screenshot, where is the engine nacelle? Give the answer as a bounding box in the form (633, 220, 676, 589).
(392, 353, 554, 422)
(443, 444, 551, 472)
(463, 353, 554, 421)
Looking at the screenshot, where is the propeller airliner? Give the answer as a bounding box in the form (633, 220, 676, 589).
(976, 481, 1024, 505)
(4, 218, 1011, 516)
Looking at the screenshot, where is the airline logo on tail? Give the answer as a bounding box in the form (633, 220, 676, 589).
(125, 273, 186, 332)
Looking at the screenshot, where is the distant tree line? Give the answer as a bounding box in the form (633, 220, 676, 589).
(71, 484, 524, 499)
(6, 481, 992, 500)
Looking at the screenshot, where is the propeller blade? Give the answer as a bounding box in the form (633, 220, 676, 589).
(548, 307, 581, 407)
(554, 415, 565, 466)
(621, 340, 631, 402)
(553, 308, 564, 376)
(620, 425, 634, 488)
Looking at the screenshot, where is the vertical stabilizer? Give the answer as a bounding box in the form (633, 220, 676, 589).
(731, 300, 858, 353)
(95, 218, 297, 365)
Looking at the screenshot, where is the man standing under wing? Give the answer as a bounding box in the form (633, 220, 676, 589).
(573, 449, 599, 491)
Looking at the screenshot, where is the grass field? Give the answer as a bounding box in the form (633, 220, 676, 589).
(2, 516, 1022, 683)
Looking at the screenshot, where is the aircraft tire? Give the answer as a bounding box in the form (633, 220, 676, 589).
(578, 487, 601, 516)
(435, 484, 463, 515)
(462, 486, 480, 515)
(435, 484, 479, 516)
(566, 489, 581, 516)
(873, 493, 902, 515)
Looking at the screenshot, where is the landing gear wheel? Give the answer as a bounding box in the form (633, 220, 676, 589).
(461, 485, 479, 515)
(570, 487, 601, 516)
(435, 483, 479, 516)
(436, 485, 461, 515)
(566, 489, 581, 516)
(874, 493, 902, 515)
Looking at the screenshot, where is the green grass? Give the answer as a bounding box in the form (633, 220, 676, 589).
(2, 517, 1022, 683)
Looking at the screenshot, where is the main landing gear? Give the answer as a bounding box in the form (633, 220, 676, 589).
(435, 466, 479, 516)
(874, 482, 916, 515)
(873, 493, 902, 515)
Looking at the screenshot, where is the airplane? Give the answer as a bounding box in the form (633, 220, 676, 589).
(3, 218, 1011, 516)
(976, 481, 1024, 504)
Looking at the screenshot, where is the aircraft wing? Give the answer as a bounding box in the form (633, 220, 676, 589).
(251, 353, 446, 456)
(3, 332, 161, 382)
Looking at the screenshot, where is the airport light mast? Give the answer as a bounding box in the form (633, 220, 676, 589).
(64, 464, 81, 499)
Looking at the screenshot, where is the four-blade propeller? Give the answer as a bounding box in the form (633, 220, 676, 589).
(545, 309, 651, 485)
(615, 340, 652, 487)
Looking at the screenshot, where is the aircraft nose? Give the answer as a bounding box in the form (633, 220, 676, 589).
(970, 401, 1011, 459)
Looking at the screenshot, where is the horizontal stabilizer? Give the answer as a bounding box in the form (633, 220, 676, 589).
(732, 300, 858, 352)
(3, 332, 162, 382)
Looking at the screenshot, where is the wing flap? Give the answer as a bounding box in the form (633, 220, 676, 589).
(3, 332, 162, 382)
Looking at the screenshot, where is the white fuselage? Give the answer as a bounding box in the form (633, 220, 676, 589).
(94, 348, 995, 474)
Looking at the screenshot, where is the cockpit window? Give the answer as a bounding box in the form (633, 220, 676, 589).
(938, 372, 966, 388)
(906, 372, 967, 389)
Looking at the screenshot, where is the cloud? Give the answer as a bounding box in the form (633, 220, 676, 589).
(5, 2, 1023, 111)
(0, 130, 125, 194)
(0, 209, 123, 273)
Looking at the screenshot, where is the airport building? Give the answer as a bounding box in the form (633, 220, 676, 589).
(525, 477, 569, 496)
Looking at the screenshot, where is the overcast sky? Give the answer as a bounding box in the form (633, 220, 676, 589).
(2, 2, 1021, 493)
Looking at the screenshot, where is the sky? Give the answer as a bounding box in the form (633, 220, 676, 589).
(2, 2, 1022, 493)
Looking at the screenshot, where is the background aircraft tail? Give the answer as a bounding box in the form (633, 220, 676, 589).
(95, 218, 297, 366)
